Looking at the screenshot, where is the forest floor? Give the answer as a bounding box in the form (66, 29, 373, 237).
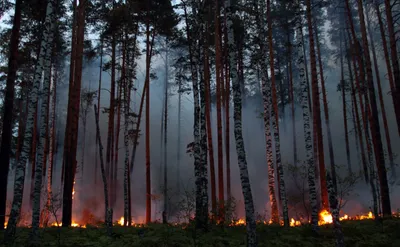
(0, 219, 399, 247)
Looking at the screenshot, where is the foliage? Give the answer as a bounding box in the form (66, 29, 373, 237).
(1, 219, 400, 246)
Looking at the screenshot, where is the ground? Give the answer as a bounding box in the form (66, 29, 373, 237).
(1, 219, 399, 247)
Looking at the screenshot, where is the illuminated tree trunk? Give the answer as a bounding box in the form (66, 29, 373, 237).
(0, 0, 22, 229)
(31, 13, 56, 239)
(254, 0, 278, 224)
(295, 2, 319, 231)
(305, 0, 328, 210)
(5, 0, 55, 240)
(267, 0, 289, 227)
(62, 0, 86, 226)
(205, 23, 216, 218)
(44, 68, 58, 227)
(326, 173, 344, 247)
(258, 37, 279, 223)
(226, 0, 257, 245)
(315, 25, 337, 193)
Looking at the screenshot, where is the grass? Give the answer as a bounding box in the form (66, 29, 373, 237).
(1, 219, 400, 247)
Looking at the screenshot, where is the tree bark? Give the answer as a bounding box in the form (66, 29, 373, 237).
(226, 0, 257, 245)
(0, 0, 22, 229)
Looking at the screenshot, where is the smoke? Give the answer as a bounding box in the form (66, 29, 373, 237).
(5, 36, 400, 225)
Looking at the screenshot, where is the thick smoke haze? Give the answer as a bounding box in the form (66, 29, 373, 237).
(5, 35, 400, 224)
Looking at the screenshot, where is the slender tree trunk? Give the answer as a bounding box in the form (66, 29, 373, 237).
(226, 0, 257, 245)
(356, 0, 391, 217)
(0, 0, 22, 229)
(44, 67, 58, 227)
(315, 25, 337, 193)
(374, 2, 400, 135)
(383, 0, 400, 135)
(326, 173, 345, 247)
(267, 0, 289, 227)
(4, 0, 54, 240)
(339, 29, 351, 174)
(204, 27, 216, 218)
(95, 39, 103, 186)
(183, 2, 208, 230)
(30, 104, 39, 208)
(177, 70, 182, 194)
(344, 19, 369, 182)
(94, 105, 113, 236)
(365, 5, 395, 179)
(295, 4, 319, 232)
(107, 31, 116, 209)
(222, 11, 231, 200)
(288, 34, 297, 166)
(162, 45, 169, 224)
(255, 0, 279, 223)
(305, 0, 329, 210)
(215, 0, 225, 223)
(31, 12, 56, 240)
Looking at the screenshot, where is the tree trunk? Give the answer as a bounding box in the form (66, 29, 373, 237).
(226, 0, 257, 245)
(344, 17, 369, 182)
(339, 28, 351, 174)
(0, 0, 22, 229)
(383, 0, 400, 135)
(182, 2, 208, 230)
(62, 0, 86, 226)
(356, 0, 391, 217)
(305, 0, 328, 210)
(162, 45, 169, 224)
(315, 24, 337, 193)
(295, 2, 319, 232)
(205, 24, 216, 219)
(145, 16, 152, 224)
(31, 12, 56, 240)
(365, 5, 395, 179)
(95, 39, 103, 186)
(4, 0, 54, 240)
(94, 105, 113, 236)
(374, 2, 400, 137)
(267, 0, 289, 227)
(215, 0, 225, 223)
(326, 173, 344, 247)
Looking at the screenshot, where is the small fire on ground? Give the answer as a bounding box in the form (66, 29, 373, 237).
(229, 210, 378, 227)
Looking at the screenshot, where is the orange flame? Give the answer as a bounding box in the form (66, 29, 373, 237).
(318, 209, 333, 225)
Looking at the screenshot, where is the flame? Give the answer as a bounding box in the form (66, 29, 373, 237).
(290, 218, 301, 227)
(50, 220, 86, 228)
(3, 221, 7, 229)
(318, 209, 333, 225)
(339, 214, 349, 221)
(118, 216, 125, 226)
(229, 218, 246, 226)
